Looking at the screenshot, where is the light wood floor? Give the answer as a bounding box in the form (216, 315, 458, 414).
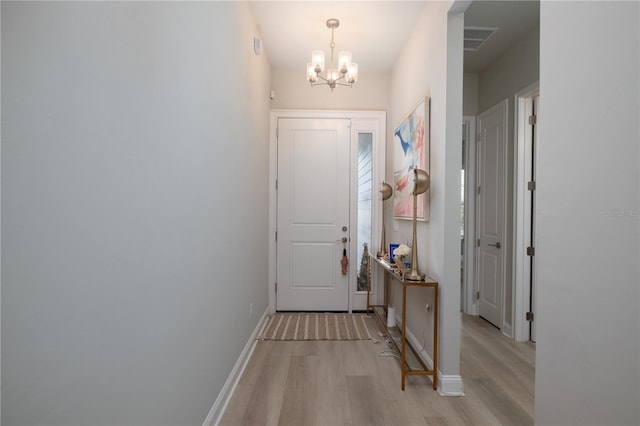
(219, 314, 535, 426)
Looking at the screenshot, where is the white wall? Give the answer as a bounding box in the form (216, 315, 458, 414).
(1, 2, 271, 425)
(536, 2, 639, 425)
(270, 68, 390, 111)
(478, 26, 540, 113)
(388, 0, 464, 387)
(463, 73, 479, 116)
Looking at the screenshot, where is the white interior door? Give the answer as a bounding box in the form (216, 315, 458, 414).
(276, 118, 351, 311)
(476, 100, 508, 327)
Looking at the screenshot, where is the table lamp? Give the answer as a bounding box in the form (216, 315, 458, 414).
(406, 168, 430, 281)
(377, 182, 393, 258)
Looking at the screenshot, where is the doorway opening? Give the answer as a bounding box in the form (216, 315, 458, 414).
(514, 82, 539, 342)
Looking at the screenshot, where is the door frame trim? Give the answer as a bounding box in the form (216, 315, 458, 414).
(513, 82, 539, 342)
(268, 110, 387, 313)
(462, 116, 478, 315)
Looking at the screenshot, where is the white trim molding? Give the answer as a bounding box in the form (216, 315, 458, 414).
(462, 116, 477, 316)
(203, 307, 270, 426)
(437, 374, 465, 396)
(513, 81, 539, 342)
(268, 110, 386, 313)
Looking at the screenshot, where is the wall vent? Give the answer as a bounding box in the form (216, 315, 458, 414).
(464, 27, 498, 51)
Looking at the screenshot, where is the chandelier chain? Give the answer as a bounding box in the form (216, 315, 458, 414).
(330, 27, 336, 67)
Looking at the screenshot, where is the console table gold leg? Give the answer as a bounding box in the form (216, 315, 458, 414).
(401, 285, 407, 391)
(433, 285, 439, 390)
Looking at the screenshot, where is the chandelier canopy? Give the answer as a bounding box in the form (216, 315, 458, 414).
(306, 18, 358, 90)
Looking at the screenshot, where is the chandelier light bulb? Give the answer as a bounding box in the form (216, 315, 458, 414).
(307, 63, 318, 83)
(338, 50, 352, 73)
(327, 68, 339, 83)
(346, 63, 358, 84)
(311, 50, 325, 73)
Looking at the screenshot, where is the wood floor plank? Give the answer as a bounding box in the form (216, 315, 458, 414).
(220, 341, 292, 426)
(315, 342, 351, 426)
(424, 415, 466, 426)
(219, 314, 536, 426)
(278, 354, 318, 426)
(464, 378, 534, 426)
(446, 391, 503, 426)
(345, 375, 388, 426)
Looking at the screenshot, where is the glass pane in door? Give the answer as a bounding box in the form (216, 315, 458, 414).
(356, 133, 373, 292)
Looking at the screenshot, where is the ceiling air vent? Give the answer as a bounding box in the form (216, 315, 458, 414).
(464, 27, 498, 51)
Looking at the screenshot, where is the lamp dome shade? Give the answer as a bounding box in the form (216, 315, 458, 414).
(380, 182, 393, 200)
(412, 168, 430, 195)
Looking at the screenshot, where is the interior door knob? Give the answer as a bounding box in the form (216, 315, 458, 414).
(488, 242, 501, 249)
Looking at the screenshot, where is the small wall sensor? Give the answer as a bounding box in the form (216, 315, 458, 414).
(253, 37, 262, 55)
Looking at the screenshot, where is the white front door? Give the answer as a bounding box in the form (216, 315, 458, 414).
(476, 100, 508, 327)
(276, 118, 351, 311)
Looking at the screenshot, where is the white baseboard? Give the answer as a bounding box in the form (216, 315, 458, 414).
(437, 373, 465, 396)
(397, 313, 465, 396)
(203, 307, 270, 426)
(501, 320, 514, 339)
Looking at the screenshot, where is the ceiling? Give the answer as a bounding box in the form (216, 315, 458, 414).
(464, 1, 539, 73)
(249, 0, 539, 75)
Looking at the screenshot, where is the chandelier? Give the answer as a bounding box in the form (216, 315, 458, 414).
(306, 18, 358, 90)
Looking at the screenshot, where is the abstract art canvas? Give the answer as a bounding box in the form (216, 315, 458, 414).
(393, 97, 430, 220)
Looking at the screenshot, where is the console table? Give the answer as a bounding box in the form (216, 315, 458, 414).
(367, 255, 439, 390)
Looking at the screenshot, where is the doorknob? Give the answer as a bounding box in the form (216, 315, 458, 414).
(488, 242, 501, 249)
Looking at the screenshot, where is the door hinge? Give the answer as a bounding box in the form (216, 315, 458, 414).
(526, 311, 534, 321)
(276, 125, 279, 138)
(275, 231, 277, 242)
(528, 181, 536, 191)
(477, 239, 481, 247)
(275, 282, 277, 293)
(276, 179, 278, 190)
(477, 186, 481, 195)
(528, 114, 537, 125)
(527, 246, 535, 256)
(476, 291, 480, 300)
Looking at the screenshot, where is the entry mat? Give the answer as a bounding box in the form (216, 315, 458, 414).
(258, 313, 373, 341)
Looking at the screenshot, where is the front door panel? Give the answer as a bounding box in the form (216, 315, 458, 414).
(277, 118, 351, 311)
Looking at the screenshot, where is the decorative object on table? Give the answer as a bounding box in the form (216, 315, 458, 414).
(388, 243, 400, 265)
(406, 168, 430, 281)
(393, 243, 411, 269)
(377, 182, 393, 258)
(306, 18, 359, 91)
(393, 97, 430, 221)
(357, 243, 370, 292)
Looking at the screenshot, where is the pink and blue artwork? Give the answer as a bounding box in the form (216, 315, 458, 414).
(393, 97, 430, 221)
